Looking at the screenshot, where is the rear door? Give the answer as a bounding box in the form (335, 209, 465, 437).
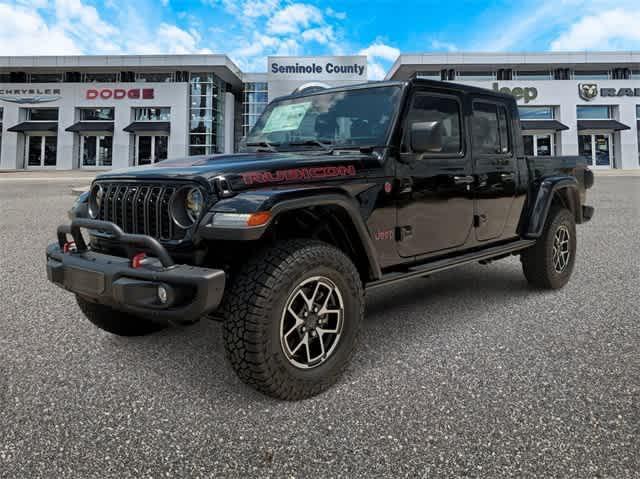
(396, 89, 474, 257)
(471, 100, 517, 241)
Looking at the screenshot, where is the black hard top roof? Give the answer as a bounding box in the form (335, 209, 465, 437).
(275, 78, 515, 102)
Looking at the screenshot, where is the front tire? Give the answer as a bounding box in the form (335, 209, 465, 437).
(221, 240, 364, 400)
(76, 295, 168, 336)
(521, 207, 577, 289)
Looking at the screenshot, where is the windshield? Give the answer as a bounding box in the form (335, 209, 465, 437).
(244, 85, 402, 151)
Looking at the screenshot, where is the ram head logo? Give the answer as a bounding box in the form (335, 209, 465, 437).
(579, 83, 598, 101)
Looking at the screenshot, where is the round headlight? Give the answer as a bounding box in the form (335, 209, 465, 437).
(88, 183, 104, 218)
(185, 187, 204, 222)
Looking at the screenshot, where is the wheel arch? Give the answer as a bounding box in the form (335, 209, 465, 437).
(525, 176, 582, 238)
(267, 195, 382, 281)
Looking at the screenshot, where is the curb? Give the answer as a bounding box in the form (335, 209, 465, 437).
(71, 186, 90, 196)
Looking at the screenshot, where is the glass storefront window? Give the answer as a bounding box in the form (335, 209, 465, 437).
(515, 70, 552, 80)
(26, 135, 57, 167)
(80, 108, 114, 121)
(455, 71, 496, 81)
(523, 134, 554, 157)
(28, 108, 58, 121)
(134, 107, 170, 121)
(135, 72, 174, 83)
(81, 135, 112, 167)
(29, 73, 64, 83)
(415, 71, 441, 80)
(135, 135, 169, 166)
(242, 82, 269, 137)
(83, 72, 118, 83)
(518, 106, 555, 119)
(189, 72, 225, 155)
(577, 105, 612, 119)
(573, 70, 610, 80)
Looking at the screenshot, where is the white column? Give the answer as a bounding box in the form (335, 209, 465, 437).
(0, 104, 21, 169)
(224, 91, 235, 154)
(558, 103, 578, 156)
(618, 103, 639, 169)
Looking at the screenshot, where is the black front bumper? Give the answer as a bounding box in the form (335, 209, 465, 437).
(46, 219, 225, 323)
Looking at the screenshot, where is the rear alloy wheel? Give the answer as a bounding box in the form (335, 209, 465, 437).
(521, 207, 577, 289)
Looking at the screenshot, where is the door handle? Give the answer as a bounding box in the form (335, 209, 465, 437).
(500, 173, 515, 181)
(453, 175, 474, 185)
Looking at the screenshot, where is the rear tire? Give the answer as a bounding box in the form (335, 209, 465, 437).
(221, 240, 364, 400)
(76, 295, 168, 336)
(521, 207, 576, 289)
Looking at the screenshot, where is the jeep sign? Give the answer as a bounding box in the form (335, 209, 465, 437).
(492, 83, 538, 103)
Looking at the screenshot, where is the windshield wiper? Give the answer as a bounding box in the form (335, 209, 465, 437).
(288, 139, 334, 150)
(246, 140, 280, 152)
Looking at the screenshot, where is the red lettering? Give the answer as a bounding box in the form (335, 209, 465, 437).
(99, 89, 112, 99)
(142, 88, 154, 99)
(114, 89, 126, 99)
(128, 89, 140, 99)
(86, 89, 98, 99)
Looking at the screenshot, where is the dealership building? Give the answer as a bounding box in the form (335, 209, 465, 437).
(1, 51, 639, 170)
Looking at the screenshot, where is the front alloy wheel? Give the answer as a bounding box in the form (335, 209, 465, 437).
(222, 239, 364, 400)
(552, 225, 571, 273)
(280, 276, 344, 369)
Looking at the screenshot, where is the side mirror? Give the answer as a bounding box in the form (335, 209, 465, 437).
(410, 121, 444, 153)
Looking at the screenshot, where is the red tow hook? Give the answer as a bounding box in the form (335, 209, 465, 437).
(131, 252, 147, 269)
(63, 241, 77, 253)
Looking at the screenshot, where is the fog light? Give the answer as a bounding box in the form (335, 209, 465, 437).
(157, 285, 168, 304)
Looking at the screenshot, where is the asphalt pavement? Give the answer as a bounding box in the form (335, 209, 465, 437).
(0, 178, 638, 478)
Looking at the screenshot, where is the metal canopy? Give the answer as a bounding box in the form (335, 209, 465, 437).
(123, 121, 171, 133)
(7, 121, 58, 132)
(520, 120, 570, 131)
(65, 121, 114, 132)
(577, 120, 630, 131)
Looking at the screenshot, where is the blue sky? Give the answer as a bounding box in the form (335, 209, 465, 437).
(1, 0, 639, 78)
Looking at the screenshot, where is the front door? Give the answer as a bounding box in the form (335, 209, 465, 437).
(396, 90, 474, 258)
(26, 135, 57, 168)
(579, 133, 612, 169)
(136, 135, 169, 166)
(471, 100, 517, 241)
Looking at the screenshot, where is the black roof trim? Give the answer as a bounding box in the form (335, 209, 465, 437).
(123, 121, 171, 133)
(7, 121, 57, 132)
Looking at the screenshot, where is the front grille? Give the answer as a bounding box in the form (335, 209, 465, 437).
(96, 182, 188, 241)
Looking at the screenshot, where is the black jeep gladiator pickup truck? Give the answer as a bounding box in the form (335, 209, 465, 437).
(46, 79, 594, 400)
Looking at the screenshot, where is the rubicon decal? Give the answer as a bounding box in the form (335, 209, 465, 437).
(241, 165, 356, 185)
(86, 88, 155, 100)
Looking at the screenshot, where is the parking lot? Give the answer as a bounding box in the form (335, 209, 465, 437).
(0, 177, 638, 478)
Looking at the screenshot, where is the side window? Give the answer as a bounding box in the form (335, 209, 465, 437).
(472, 102, 511, 154)
(405, 94, 462, 154)
(498, 106, 511, 153)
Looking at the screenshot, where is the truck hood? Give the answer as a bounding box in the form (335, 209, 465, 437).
(96, 151, 380, 190)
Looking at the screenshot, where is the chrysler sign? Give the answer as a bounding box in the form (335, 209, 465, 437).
(0, 88, 62, 104)
(86, 88, 155, 100)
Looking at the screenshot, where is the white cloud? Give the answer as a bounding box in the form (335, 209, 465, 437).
(243, 0, 279, 18)
(301, 26, 334, 44)
(359, 42, 400, 62)
(325, 7, 346, 20)
(430, 39, 458, 52)
(0, 3, 82, 55)
(358, 41, 400, 80)
(550, 8, 640, 50)
(267, 3, 323, 34)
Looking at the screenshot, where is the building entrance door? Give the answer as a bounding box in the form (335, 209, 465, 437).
(26, 135, 57, 168)
(135, 135, 168, 166)
(578, 133, 612, 169)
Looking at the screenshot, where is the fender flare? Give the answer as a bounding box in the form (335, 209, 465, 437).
(525, 176, 581, 238)
(199, 192, 382, 280)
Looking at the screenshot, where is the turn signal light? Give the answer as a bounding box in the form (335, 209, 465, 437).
(247, 211, 271, 227)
